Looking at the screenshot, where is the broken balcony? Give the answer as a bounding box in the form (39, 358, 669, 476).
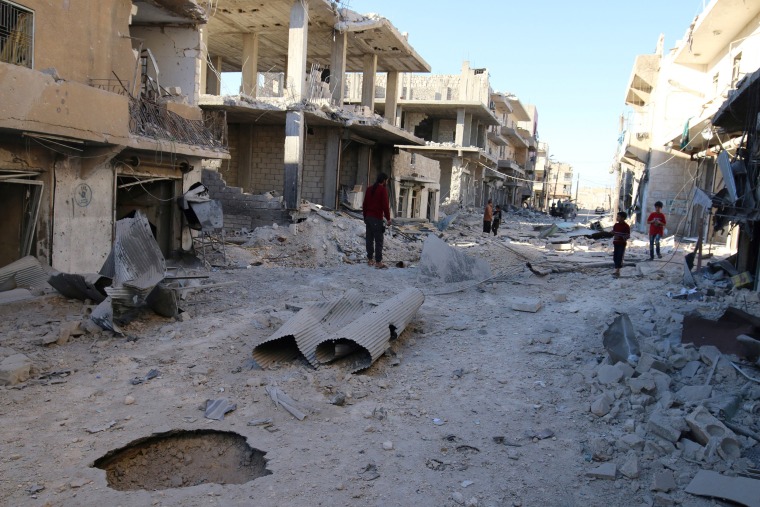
(129, 97, 227, 151)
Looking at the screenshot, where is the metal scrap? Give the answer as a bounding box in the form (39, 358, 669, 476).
(265, 385, 306, 420)
(204, 398, 237, 420)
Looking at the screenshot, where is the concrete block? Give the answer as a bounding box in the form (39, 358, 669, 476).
(677, 438, 704, 461)
(628, 375, 656, 394)
(511, 299, 542, 313)
(614, 361, 635, 378)
(680, 361, 702, 379)
(597, 364, 624, 385)
(590, 392, 614, 417)
(647, 412, 683, 443)
(636, 353, 670, 374)
(0, 353, 32, 385)
(586, 463, 616, 480)
(651, 470, 676, 492)
(685, 406, 741, 460)
(675, 385, 712, 404)
(619, 452, 640, 479)
(619, 433, 645, 451)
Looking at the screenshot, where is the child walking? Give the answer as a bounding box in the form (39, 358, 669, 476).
(646, 201, 666, 260)
(492, 205, 502, 236)
(612, 211, 631, 278)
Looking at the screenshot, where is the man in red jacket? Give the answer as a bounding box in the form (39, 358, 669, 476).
(646, 201, 666, 260)
(362, 173, 392, 269)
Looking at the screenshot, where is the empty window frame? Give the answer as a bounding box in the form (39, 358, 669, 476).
(0, 1, 33, 68)
(732, 52, 742, 88)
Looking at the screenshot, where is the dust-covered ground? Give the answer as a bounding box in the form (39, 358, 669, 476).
(0, 207, 757, 507)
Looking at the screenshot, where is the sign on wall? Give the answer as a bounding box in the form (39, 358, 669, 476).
(74, 183, 92, 207)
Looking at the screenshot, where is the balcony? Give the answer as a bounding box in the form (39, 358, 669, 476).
(129, 97, 227, 150)
(500, 125, 528, 147)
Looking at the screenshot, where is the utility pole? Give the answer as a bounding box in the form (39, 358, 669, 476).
(552, 163, 560, 206)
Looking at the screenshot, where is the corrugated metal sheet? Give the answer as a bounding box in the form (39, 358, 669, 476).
(0, 288, 34, 305)
(316, 288, 424, 372)
(252, 290, 366, 368)
(112, 212, 166, 291)
(0, 256, 49, 291)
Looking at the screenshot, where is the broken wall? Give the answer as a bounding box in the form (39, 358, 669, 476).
(202, 170, 287, 231)
(52, 159, 114, 273)
(130, 26, 201, 102)
(643, 150, 693, 236)
(18, 0, 135, 85)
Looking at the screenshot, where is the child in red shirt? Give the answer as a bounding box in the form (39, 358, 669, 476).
(646, 201, 666, 260)
(612, 211, 631, 278)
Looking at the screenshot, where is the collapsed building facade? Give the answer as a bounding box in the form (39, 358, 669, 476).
(0, 0, 229, 273)
(617, 0, 760, 255)
(196, 0, 443, 226)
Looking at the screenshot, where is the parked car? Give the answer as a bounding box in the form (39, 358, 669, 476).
(594, 207, 606, 214)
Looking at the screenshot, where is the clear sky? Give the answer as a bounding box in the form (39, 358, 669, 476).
(340, 0, 708, 190)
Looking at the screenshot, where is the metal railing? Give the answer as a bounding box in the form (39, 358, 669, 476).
(128, 97, 227, 150)
(0, 1, 33, 68)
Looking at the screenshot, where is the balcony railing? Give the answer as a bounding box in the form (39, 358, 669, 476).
(129, 97, 227, 150)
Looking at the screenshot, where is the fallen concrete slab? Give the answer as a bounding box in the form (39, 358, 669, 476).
(685, 470, 760, 507)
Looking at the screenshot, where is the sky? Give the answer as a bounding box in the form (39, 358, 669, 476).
(337, 0, 709, 190)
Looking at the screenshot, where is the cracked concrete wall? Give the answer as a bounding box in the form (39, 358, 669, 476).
(130, 26, 201, 103)
(19, 0, 135, 85)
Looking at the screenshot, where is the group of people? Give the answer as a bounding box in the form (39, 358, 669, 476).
(363, 172, 667, 280)
(612, 201, 667, 278)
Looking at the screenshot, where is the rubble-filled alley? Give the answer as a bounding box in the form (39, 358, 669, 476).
(2, 207, 759, 507)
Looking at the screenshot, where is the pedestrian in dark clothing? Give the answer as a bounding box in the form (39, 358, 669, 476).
(492, 205, 502, 236)
(612, 211, 631, 278)
(483, 199, 493, 235)
(363, 173, 391, 269)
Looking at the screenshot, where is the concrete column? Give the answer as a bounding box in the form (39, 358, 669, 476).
(323, 129, 341, 207)
(207, 55, 223, 95)
(361, 54, 377, 111)
(356, 145, 371, 189)
(330, 30, 347, 105)
(385, 71, 399, 126)
(284, 0, 308, 208)
(463, 113, 472, 147)
(200, 25, 209, 96)
(450, 156, 464, 203)
(241, 32, 260, 97)
(238, 124, 254, 190)
(455, 108, 466, 146)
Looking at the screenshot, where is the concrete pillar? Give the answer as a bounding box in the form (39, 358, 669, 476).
(361, 54, 377, 111)
(241, 32, 260, 97)
(207, 55, 223, 95)
(284, 0, 308, 209)
(200, 26, 209, 96)
(238, 124, 254, 190)
(323, 129, 341, 207)
(356, 145, 371, 189)
(450, 156, 464, 203)
(330, 30, 347, 105)
(463, 113, 473, 147)
(455, 108, 466, 146)
(385, 71, 399, 126)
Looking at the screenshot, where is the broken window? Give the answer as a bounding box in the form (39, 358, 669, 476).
(0, 0, 33, 68)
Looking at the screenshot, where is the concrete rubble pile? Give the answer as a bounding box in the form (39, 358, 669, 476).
(585, 308, 760, 505)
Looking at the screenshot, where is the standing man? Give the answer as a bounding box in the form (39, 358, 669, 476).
(363, 173, 391, 269)
(483, 199, 493, 236)
(646, 201, 666, 260)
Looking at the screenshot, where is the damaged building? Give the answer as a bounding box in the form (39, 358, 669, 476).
(0, 0, 229, 273)
(617, 0, 760, 252)
(346, 61, 538, 211)
(196, 0, 441, 227)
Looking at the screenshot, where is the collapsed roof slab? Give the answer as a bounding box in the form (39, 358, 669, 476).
(206, 0, 430, 74)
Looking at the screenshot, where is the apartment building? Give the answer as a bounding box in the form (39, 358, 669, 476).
(618, 0, 760, 245)
(0, 0, 228, 273)
(347, 61, 537, 214)
(197, 0, 437, 226)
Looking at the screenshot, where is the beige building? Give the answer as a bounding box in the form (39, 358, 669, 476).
(618, 0, 760, 241)
(0, 0, 228, 272)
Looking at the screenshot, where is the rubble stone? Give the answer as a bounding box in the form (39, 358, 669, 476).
(586, 463, 616, 480)
(675, 385, 712, 404)
(699, 345, 721, 365)
(0, 353, 32, 386)
(636, 353, 669, 374)
(614, 361, 635, 378)
(597, 365, 624, 385)
(628, 376, 656, 394)
(677, 438, 704, 461)
(619, 453, 640, 479)
(651, 470, 676, 492)
(680, 361, 702, 379)
(652, 493, 676, 506)
(647, 412, 683, 443)
(590, 392, 614, 417)
(619, 434, 645, 451)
